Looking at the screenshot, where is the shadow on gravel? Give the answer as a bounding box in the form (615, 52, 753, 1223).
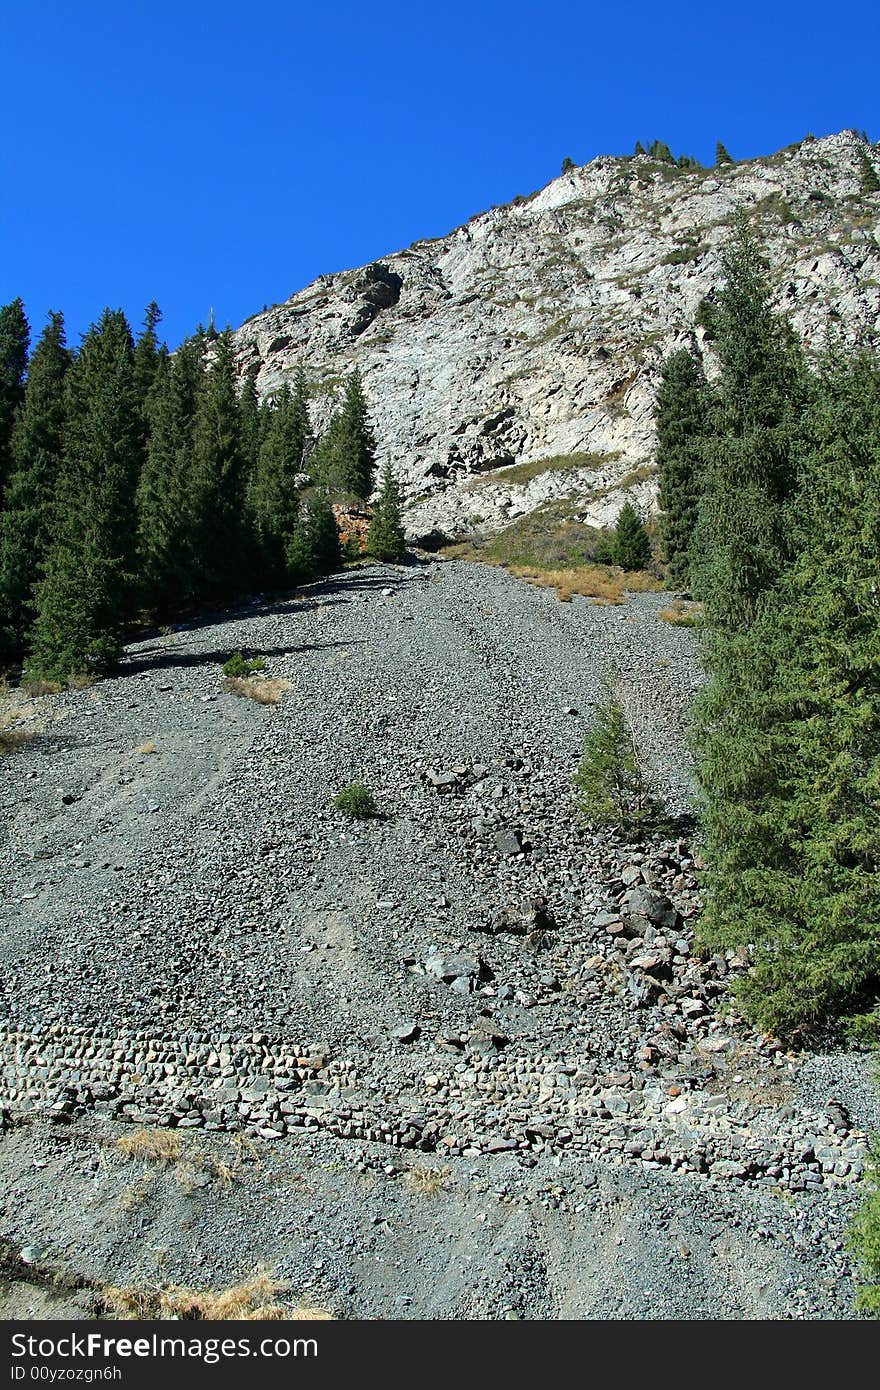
(120, 639, 355, 677)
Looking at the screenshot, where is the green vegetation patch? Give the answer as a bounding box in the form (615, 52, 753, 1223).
(468, 452, 615, 490)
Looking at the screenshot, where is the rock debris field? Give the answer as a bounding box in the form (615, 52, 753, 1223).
(1, 559, 877, 1319)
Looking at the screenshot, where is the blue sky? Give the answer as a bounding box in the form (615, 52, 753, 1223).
(2, 1, 878, 350)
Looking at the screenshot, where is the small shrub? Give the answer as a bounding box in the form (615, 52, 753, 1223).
(332, 783, 377, 819)
(406, 1165, 450, 1195)
(575, 690, 652, 830)
(98, 1269, 332, 1321)
(222, 651, 265, 678)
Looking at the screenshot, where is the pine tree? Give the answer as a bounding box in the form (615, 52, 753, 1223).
(366, 461, 406, 562)
(697, 351, 880, 1036)
(312, 368, 376, 498)
(715, 141, 734, 166)
(189, 329, 246, 601)
(287, 491, 340, 582)
(613, 502, 652, 570)
(133, 302, 162, 406)
(574, 686, 651, 830)
(251, 382, 306, 585)
(0, 312, 70, 658)
(649, 140, 674, 164)
(29, 309, 141, 679)
(857, 149, 880, 195)
(633, 140, 645, 157)
(0, 297, 30, 497)
(689, 214, 807, 628)
(137, 331, 205, 612)
(655, 347, 711, 587)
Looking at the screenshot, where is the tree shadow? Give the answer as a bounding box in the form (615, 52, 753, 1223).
(120, 638, 356, 678)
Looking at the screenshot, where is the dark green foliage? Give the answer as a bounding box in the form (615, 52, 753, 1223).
(28, 309, 141, 680)
(366, 461, 406, 562)
(849, 1137, 880, 1314)
(648, 140, 674, 164)
(689, 215, 807, 629)
(310, 368, 376, 498)
(612, 502, 652, 570)
(715, 141, 734, 166)
(676, 154, 701, 171)
(222, 651, 265, 677)
(655, 347, 711, 587)
(574, 690, 651, 830)
(132, 302, 163, 409)
(251, 370, 309, 585)
(287, 491, 341, 581)
(560, 156, 575, 174)
(633, 140, 645, 157)
(189, 330, 246, 600)
(0, 297, 30, 496)
(857, 149, 880, 195)
(137, 332, 206, 611)
(332, 782, 377, 819)
(0, 312, 70, 658)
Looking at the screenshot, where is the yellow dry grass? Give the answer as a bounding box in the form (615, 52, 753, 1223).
(658, 599, 704, 627)
(99, 1269, 334, 1321)
(223, 676, 291, 705)
(138, 741, 157, 755)
(508, 563, 663, 605)
(115, 1129, 181, 1164)
(405, 1165, 450, 1195)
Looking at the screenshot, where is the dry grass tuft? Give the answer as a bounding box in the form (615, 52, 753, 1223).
(223, 676, 291, 705)
(406, 1165, 450, 1195)
(508, 563, 663, 605)
(658, 599, 703, 627)
(19, 677, 62, 697)
(117, 1175, 154, 1213)
(138, 741, 157, 755)
(99, 1269, 334, 1321)
(115, 1129, 181, 1165)
(0, 692, 35, 754)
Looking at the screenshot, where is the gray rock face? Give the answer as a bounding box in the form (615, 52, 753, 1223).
(232, 131, 880, 541)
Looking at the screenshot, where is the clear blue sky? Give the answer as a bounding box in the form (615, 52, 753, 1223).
(2, 1, 878, 350)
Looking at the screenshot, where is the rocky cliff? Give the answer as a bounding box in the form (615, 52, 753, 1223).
(232, 131, 880, 543)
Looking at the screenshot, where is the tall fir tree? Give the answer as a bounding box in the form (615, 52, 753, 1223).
(189, 329, 246, 601)
(0, 312, 70, 658)
(136, 333, 206, 612)
(366, 461, 406, 562)
(655, 346, 711, 587)
(0, 297, 30, 498)
(29, 309, 142, 679)
(133, 302, 163, 407)
(311, 368, 376, 498)
(287, 491, 341, 581)
(714, 141, 734, 166)
(696, 350, 880, 1036)
(251, 380, 308, 585)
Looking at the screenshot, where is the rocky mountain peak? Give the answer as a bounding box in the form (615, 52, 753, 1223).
(233, 130, 880, 542)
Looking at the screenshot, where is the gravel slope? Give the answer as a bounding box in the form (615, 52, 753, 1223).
(0, 559, 876, 1320)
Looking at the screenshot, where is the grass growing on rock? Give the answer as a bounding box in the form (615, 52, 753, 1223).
(658, 600, 704, 627)
(405, 1165, 450, 1195)
(466, 451, 614, 490)
(115, 1129, 181, 1164)
(332, 783, 378, 819)
(223, 676, 290, 705)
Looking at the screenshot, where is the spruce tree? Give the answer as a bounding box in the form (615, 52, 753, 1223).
(613, 502, 652, 570)
(287, 491, 340, 581)
(574, 686, 651, 830)
(137, 331, 205, 612)
(697, 351, 880, 1036)
(29, 309, 141, 679)
(312, 368, 376, 498)
(655, 346, 711, 587)
(251, 382, 305, 585)
(366, 461, 406, 562)
(189, 329, 246, 601)
(133, 302, 162, 406)
(0, 297, 30, 497)
(0, 312, 70, 658)
(714, 141, 734, 166)
(857, 149, 880, 195)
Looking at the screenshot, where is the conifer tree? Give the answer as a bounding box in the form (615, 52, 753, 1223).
(137, 331, 205, 611)
(366, 461, 406, 562)
(0, 297, 30, 496)
(287, 491, 341, 581)
(613, 502, 652, 570)
(189, 329, 246, 600)
(714, 141, 734, 166)
(0, 312, 70, 658)
(857, 149, 880, 195)
(133, 302, 162, 406)
(251, 382, 305, 585)
(574, 685, 651, 830)
(29, 309, 141, 679)
(655, 346, 711, 587)
(311, 368, 376, 499)
(696, 351, 880, 1036)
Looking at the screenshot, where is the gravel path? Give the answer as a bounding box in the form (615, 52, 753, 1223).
(0, 559, 876, 1319)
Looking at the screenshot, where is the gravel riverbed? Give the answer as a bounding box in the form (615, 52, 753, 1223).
(0, 559, 876, 1319)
